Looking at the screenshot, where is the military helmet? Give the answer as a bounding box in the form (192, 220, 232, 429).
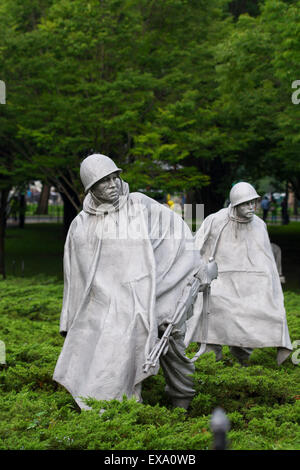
(229, 182, 260, 207)
(80, 154, 122, 192)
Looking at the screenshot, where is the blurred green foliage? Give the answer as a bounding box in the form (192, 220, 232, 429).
(0, 221, 299, 450)
(2, 0, 300, 204)
(0, 280, 299, 450)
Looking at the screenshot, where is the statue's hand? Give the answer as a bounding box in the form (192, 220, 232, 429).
(198, 283, 210, 292)
(206, 257, 218, 283)
(158, 323, 169, 336)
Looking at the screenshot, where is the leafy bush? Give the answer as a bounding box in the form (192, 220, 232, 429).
(0, 277, 299, 450)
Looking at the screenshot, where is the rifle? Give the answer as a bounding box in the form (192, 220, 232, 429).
(190, 282, 211, 362)
(143, 258, 217, 373)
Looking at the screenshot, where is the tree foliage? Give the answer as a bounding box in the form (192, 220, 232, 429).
(1, 0, 300, 212)
(1, 0, 231, 205)
(213, 0, 300, 200)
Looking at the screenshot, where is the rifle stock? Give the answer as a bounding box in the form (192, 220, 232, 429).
(143, 258, 218, 373)
(143, 271, 203, 374)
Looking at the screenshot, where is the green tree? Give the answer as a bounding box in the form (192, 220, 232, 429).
(124, 0, 234, 212)
(3, 0, 234, 217)
(0, 0, 55, 277)
(211, 0, 300, 207)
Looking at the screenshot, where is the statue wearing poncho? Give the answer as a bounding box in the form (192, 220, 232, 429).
(185, 182, 292, 366)
(53, 154, 204, 409)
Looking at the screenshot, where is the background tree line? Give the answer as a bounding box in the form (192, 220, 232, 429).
(1, 0, 300, 277)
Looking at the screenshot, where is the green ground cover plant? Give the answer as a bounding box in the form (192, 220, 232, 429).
(0, 223, 299, 450)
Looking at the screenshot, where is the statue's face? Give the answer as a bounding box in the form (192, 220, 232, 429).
(236, 199, 256, 220)
(91, 172, 121, 202)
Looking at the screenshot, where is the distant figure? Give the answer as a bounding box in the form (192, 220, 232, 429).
(10, 196, 19, 221)
(271, 243, 285, 283)
(166, 195, 183, 217)
(261, 196, 270, 222)
(281, 197, 289, 225)
(270, 197, 277, 223)
(167, 200, 183, 217)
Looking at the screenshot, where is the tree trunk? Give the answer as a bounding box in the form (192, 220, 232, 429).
(195, 185, 226, 217)
(0, 189, 9, 279)
(36, 183, 51, 215)
(184, 185, 225, 232)
(60, 190, 81, 238)
(18, 192, 26, 229)
(188, 156, 232, 218)
(293, 197, 298, 216)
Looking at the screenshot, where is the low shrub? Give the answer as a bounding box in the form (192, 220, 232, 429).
(0, 278, 299, 450)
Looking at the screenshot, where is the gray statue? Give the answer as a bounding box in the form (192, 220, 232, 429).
(185, 182, 292, 366)
(53, 154, 208, 410)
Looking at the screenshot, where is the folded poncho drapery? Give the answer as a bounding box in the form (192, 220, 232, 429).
(53, 186, 203, 408)
(185, 207, 292, 359)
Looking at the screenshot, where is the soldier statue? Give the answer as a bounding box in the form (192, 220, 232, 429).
(185, 182, 292, 366)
